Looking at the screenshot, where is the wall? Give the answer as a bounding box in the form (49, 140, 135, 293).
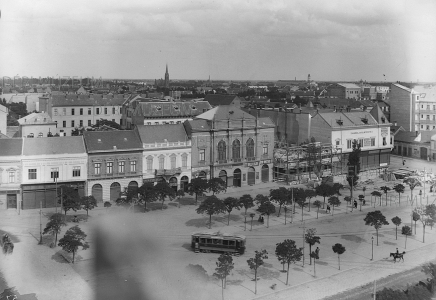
(0, 105, 7, 135)
(309, 114, 332, 144)
(20, 123, 58, 138)
(389, 85, 413, 131)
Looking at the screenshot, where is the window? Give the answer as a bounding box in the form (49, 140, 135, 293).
(246, 138, 255, 159)
(54, 109, 58, 116)
(94, 163, 101, 175)
(28, 169, 37, 180)
(218, 140, 226, 161)
(118, 161, 125, 173)
(96, 108, 100, 115)
(421, 125, 424, 129)
(335, 139, 340, 146)
(106, 162, 113, 174)
(382, 137, 386, 146)
(232, 139, 241, 160)
(71, 108, 75, 115)
(71, 120, 75, 127)
(427, 105, 430, 110)
(347, 140, 352, 149)
(112, 107, 115, 114)
(358, 139, 364, 147)
(88, 120, 91, 126)
(50, 168, 59, 179)
(8, 172, 15, 183)
(159, 156, 165, 169)
(80, 108, 83, 115)
(427, 125, 430, 130)
(421, 105, 424, 109)
(199, 149, 205, 161)
(130, 160, 137, 172)
(427, 115, 430, 120)
(79, 120, 83, 127)
(170, 121, 174, 124)
(104, 108, 108, 114)
(433, 105, 435, 110)
(146, 157, 153, 170)
(63, 108, 66, 115)
(371, 137, 375, 146)
(434, 115, 436, 121)
(38, 132, 43, 138)
(170, 155, 176, 169)
(421, 114, 424, 119)
(63, 121, 66, 128)
(182, 155, 187, 168)
(73, 166, 80, 177)
(88, 108, 92, 115)
(262, 144, 268, 155)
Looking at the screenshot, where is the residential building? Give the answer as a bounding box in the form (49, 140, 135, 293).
(203, 94, 242, 108)
(0, 104, 7, 135)
(0, 139, 23, 210)
(21, 137, 87, 209)
(17, 112, 57, 138)
(121, 99, 212, 129)
(184, 105, 275, 187)
(135, 124, 191, 191)
(326, 83, 361, 99)
(83, 131, 143, 203)
(394, 130, 435, 161)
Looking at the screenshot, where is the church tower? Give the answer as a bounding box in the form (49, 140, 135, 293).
(164, 64, 170, 88)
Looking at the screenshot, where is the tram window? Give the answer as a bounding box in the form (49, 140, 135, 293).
(229, 241, 235, 246)
(223, 240, 229, 246)
(213, 239, 221, 245)
(207, 239, 212, 244)
(200, 238, 206, 243)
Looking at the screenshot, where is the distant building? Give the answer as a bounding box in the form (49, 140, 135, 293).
(326, 83, 361, 99)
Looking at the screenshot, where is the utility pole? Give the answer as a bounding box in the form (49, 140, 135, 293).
(302, 220, 305, 266)
(39, 201, 43, 245)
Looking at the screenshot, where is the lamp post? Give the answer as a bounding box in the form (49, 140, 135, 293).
(54, 176, 58, 213)
(249, 213, 255, 231)
(371, 236, 374, 260)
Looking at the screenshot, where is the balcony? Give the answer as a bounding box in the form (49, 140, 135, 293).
(218, 160, 228, 164)
(155, 168, 182, 176)
(246, 157, 256, 161)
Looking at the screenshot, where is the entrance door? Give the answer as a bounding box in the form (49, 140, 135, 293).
(7, 194, 17, 209)
(233, 169, 241, 187)
(110, 182, 121, 201)
(247, 167, 255, 185)
(169, 177, 178, 192)
(420, 147, 428, 160)
(261, 164, 269, 182)
(92, 184, 103, 202)
(180, 176, 189, 192)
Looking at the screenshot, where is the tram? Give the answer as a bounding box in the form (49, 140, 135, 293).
(191, 231, 246, 255)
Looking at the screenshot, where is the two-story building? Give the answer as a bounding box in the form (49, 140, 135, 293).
(135, 124, 191, 191)
(184, 105, 275, 187)
(0, 139, 22, 210)
(21, 137, 87, 209)
(327, 83, 361, 100)
(83, 131, 143, 202)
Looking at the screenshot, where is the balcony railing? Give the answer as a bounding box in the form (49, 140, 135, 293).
(155, 168, 182, 176)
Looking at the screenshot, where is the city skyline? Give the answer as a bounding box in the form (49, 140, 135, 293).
(1, 0, 435, 82)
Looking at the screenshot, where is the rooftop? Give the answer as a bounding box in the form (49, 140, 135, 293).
(22, 136, 86, 155)
(0, 138, 23, 156)
(83, 130, 143, 152)
(18, 112, 54, 125)
(136, 124, 188, 144)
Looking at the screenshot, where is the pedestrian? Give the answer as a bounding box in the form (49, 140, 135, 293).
(354, 200, 357, 208)
(363, 199, 366, 206)
(315, 247, 320, 257)
(326, 205, 331, 214)
(403, 160, 406, 166)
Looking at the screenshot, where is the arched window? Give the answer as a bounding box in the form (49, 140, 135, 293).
(146, 156, 153, 171)
(232, 139, 241, 161)
(246, 138, 255, 159)
(218, 140, 226, 161)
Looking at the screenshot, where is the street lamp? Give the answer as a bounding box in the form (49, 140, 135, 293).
(371, 236, 374, 260)
(249, 213, 255, 231)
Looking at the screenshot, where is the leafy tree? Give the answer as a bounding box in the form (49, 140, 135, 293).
(296, 197, 308, 222)
(196, 195, 226, 229)
(376, 287, 408, 300)
(364, 211, 389, 246)
(269, 187, 290, 216)
(313, 200, 322, 219)
(103, 201, 112, 211)
(257, 201, 276, 228)
(275, 240, 302, 285)
(358, 194, 365, 211)
(327, 196, 341, 216)
(254, 194, 269, 206)
(391, 216, 402, 240)
(223, 197, 241, 225)
(412, 210, 420, 235)
(208, 178, 227, 195)
(214, 253, 234, 297)
(315, 183, 334, 209)
(344, 196, 352, 210)
(309, 249, 319, 276)
(154, 182, 176, 210)
(421, 262, 436, 294)
(346, 140, 361, 200)
(404, 177, 422, 205)
(292, 188, 307, 215)
(58, 225, 89, 263)
(332, 243, 346, 270)
(247, 249, 268, 294)
(58, 185, 81, 215)
(414, 205, 435, 243)
(393, 183, 405, 205)
(80, 196, 97, 216)
(187, 178, 209, 204)
(239, 194, 254, 231)
(380, 186, 391, 206)
(371, 190, 382, 206)
(43, 213, 67, 247)
(362, 186, 366, 197)
(332, 183, 343, 196)
(305, 189, 316, 212)
(402, 225, 412, 249)
(138, 182, 159, 211)
(405, 284, 432, 300)
(305, 228, 320, 265)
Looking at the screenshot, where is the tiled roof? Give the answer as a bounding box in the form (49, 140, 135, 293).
(135, 101, 212, 117)
(22, 136, 86, 155)
(0, 138, 22, 156)
(204, 94, 240, 106)
(196, 105, 255, 121)
(136, 124, 188, 144)
(395, 131, 423, 143)
(18, 112, 54, 125)
(52, 94, 126, 107)
(83, 131, 142, 152)
(337, 83, 361, 89)
(317, 111, 379, 128)
(369, 104, 389, 124)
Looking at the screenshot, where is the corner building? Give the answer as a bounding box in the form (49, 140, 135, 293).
(184, 106, 275, 187)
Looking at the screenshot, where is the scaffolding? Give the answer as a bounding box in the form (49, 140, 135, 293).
(273, 142, 343, 184)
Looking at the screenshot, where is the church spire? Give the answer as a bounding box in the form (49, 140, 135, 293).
(164, 64, 169, 89)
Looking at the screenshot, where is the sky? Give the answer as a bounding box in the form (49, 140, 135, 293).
(0, 0, 435, 82)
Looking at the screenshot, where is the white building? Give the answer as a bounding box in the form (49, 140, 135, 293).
(0, 104, 7, 136)
(21, 136, 87, 209)
(17, 112, 57, 138)
(0, 139, 23, 210)
(135, 124, 191, 191)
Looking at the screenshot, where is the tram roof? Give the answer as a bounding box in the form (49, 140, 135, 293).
(192, 231, 246, 240)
